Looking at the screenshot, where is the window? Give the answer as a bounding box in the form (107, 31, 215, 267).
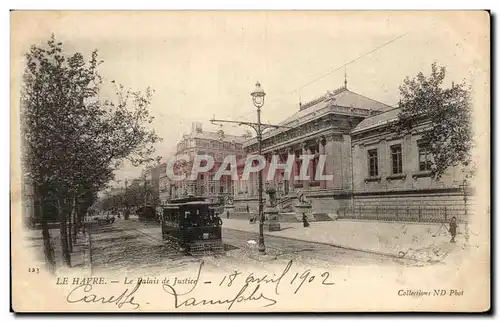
(368, 149, 379, 177)
(391, 145, 403, 174)
(418, 144, 432, 171)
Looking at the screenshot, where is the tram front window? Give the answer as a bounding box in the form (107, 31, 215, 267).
(202, 209, 222, 227)
(183, 211, 201, 227)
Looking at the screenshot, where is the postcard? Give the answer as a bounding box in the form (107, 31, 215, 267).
(10, 10, 490, 312)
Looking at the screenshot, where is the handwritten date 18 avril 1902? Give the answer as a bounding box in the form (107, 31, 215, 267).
(64, 260, 335, 310)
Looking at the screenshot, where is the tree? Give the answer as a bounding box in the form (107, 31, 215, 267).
(394, 63, 473, 180)
(98, 174, 160, 212)
(21, 35, 161, 271)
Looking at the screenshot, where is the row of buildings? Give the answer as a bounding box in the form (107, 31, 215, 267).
(141, 83, 472, 217)
(139, 122, 247, 206)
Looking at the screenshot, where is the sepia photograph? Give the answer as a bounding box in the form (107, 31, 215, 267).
(10, 10, 490, 312)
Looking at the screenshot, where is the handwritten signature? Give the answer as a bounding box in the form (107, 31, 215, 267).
(65, 260, 334, 310)
(163, 260, 334, 310)
(66, 279, 142, 310)
(164, 283, 277, 310)
(161, 260, 276, 309)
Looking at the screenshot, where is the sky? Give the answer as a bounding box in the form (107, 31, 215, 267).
(11, 11, 489, 188)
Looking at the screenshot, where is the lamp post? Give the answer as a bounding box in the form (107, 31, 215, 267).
(251, 81, 267, 253)
(210, 82, 292, 255)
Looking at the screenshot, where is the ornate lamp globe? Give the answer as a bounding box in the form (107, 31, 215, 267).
(251, 81, 266, 108)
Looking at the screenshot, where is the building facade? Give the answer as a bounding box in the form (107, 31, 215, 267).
(159, 122, 247, 202)
(351, 108, 470, 208)
(233, 84, 472, 217)
(235, 85, 392, 213)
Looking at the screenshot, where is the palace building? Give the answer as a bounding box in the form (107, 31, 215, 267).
(232, 83, 472, 217)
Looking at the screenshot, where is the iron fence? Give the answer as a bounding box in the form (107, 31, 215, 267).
(337, 205, 470, 224)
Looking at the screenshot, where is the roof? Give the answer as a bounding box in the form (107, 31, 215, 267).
(280, 87, 392, 126)
(278, 99, 328, 125)
(352, 107, 401, 134)
(190, 130, 246, 144)
(332, 88, 392, 111)
(243, 86, 393, 146)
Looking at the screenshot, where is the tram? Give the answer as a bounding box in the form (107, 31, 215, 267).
(161, 196, 224, 255)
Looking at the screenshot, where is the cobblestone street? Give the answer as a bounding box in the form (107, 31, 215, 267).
(84, 217, 421, 278)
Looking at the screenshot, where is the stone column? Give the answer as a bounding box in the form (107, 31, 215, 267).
(324, 133, 338, 189)
(341, 134, 351, 190)
(286, 147, 294, 193)
(332, 136, 344, 189)
(317, 136, 327, 189)
(267, 152, 275, 185)
(300, 142, 310, 190)
(309, 147, 315, 186)
(240, 174, 245, 196)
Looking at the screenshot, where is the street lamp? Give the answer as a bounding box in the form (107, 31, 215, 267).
(210, 81, 291, 255)
(251, 81, 266, 107)
(251, 81, 267, 254)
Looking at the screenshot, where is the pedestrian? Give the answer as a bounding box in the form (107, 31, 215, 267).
(215, 214, 223, 226)
(226, 210, 230, 219)
(302, 213, 310, 227)
(449, 216, 457, 243)
(246, 204, 250, 213)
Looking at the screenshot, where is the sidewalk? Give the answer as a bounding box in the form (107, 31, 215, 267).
(22, 227, 91, 275)
(221, 218, 470, 263)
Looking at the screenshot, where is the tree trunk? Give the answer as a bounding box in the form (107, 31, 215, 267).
(67, 197, 73, 253)
(41, 219, 56, 274)
(73, 202, 78, 244)
(39, 195, 56, 274)
(77, 205, 86, 235)
(58, 198, 71, 267)
(77, 208, 83, 230)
